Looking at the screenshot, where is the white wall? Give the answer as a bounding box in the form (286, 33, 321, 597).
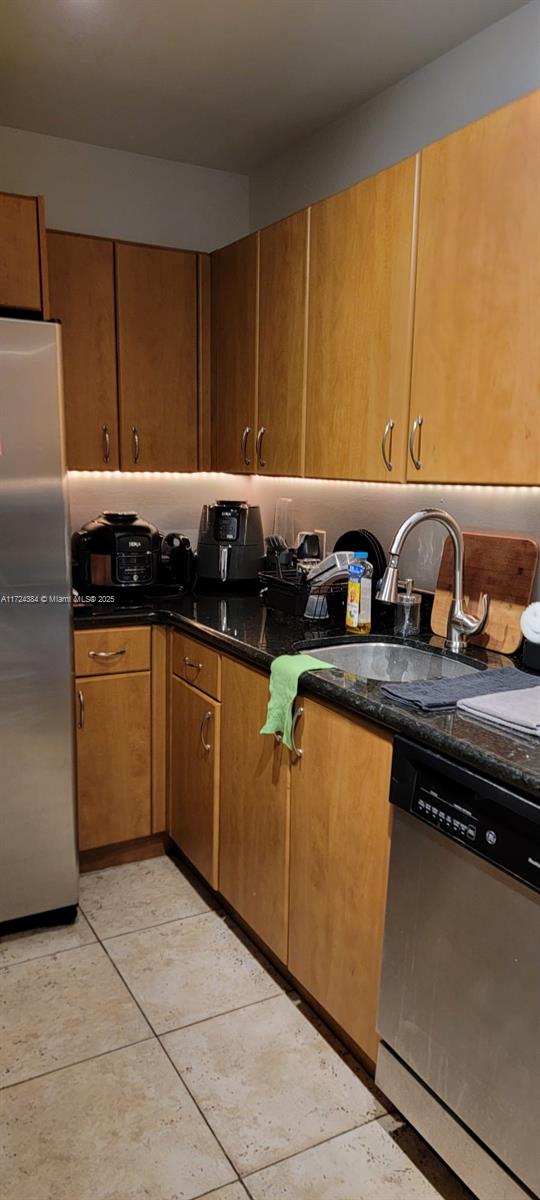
(68, 473, 540, 600)
(250, 1, 540, 228)
(0, 125, 249, 251)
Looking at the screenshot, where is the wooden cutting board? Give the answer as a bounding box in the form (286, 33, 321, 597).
(430, 532, 539, 654)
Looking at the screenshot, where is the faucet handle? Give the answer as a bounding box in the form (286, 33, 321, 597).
(463, 591, 490, 637)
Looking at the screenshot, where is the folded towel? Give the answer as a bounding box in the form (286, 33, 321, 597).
(381, 665, 539, 713)
(457, 685, 540, 737)
(261, 654, 334, 750)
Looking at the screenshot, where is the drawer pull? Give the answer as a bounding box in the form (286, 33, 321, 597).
(291, 705, 304, 759)
(184, 655, 203, 675)
(102, 424, 111, 464)
(77, 689, 85, 730)
(132, 425, 140, 464)
(200, 710, 213, 752)
(88, 649, 126, 660)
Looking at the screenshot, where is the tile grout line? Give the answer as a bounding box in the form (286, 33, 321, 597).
(238, 1111, 390, 1181)
(0, 936, 98, 970)
(96, 925, 243, 1185)
(94, 905, 217, 941)
(0, 1035, 155, 1093)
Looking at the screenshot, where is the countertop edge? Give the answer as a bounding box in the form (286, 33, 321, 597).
(73, 606, 540, 800)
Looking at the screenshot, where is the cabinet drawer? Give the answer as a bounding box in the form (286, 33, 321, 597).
(74, 626, 151, 675)
(171, 632, 221, 699)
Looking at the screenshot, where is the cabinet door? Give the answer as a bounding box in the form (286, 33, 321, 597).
(116, 242, 198, 471)
(219, 657, 290, 960)
(257, 211, 308, 475)
(409, 92, 540, 484)
(48, 232, 119, 470)
(76, 673, 151, 850)
(305, 157, 417, 482)
(0, 192, 45, 312)
(170, 676, 220, 887)
(289, 699, 392, 1062)
(211, 233, 259, 473)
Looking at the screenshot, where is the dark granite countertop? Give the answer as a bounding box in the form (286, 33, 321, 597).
(73, 589, 540, 800)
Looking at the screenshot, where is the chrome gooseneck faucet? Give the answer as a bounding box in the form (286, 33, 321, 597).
(377, 509, 489, 653)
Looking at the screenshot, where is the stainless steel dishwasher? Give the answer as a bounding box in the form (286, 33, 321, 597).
(376, 737, 540, 1200)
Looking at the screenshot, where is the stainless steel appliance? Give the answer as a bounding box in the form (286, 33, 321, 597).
(197, 501, 264, 584)
(377, 737, 540, 1200)
(72, 511, 161, 596)
(0, 318, 78, 924)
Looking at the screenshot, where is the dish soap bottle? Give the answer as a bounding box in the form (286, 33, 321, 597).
(346, 552, 373, 634)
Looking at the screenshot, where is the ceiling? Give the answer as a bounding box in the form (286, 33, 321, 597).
(0, 0, 527, 172)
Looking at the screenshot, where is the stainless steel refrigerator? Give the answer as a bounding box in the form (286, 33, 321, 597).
(0, 317, 78, 924)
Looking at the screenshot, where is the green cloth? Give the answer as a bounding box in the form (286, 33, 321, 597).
(260, 654, 334, 750)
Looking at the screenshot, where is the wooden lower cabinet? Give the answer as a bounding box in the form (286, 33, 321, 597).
(219, 657, 290, 961)
(75, 671, 151, 851)
(288, 698, 393, 1062)
(170, 675, 220, 887)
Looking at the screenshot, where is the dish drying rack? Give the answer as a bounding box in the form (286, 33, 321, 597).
(259, 551, 356, 621)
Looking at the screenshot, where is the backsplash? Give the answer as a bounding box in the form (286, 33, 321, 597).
(68, 473, 540, 598)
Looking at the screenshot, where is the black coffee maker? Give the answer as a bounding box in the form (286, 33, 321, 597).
(197, 501, 264, 584)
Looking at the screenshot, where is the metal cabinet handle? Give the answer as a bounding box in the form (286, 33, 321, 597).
(183, 655, 202, 676)
(291, 705, 304, 759)
(102, 424, 111, 464)
(88, 649, 126, 660)
(132, 425, 140, 464)
(241, 426, 252, 466)
(77, 689, 85, 729)
(409, 415, 423, 471)
(255, 426, 267, 468)
(200, 710, 213, 752)
(381, 419, 395, 472)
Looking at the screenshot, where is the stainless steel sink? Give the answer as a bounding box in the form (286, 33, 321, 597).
(304, 641, 482, 683)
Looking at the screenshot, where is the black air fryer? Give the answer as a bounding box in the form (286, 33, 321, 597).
(72, 512, 161, 597)
(197, 501, 264, 584)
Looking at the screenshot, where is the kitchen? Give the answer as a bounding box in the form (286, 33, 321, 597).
(1, 2, 539, 1198)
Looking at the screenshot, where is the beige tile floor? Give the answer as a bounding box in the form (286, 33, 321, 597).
(0, 855, 473, 1200)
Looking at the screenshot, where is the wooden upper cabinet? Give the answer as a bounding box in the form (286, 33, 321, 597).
(211, 233, 259, 473)
(257, 211, 309, 475)
(305, 156, 418, 482)
(48, 232, 119, 470)
(410, 91, 540, 485)
(115, 241, 198, 472)
(0, 192, 48, 314)
(288, 699, 393, 1063)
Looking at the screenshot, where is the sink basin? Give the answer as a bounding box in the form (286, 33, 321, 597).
(303, 641, 482, 683)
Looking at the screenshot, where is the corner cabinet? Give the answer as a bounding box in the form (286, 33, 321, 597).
(47, 232, 119, 470)
(115, 241, 198, 472)
(211, 233, 259, 472)
(305, 156, 418, 482)
(257, 210, 309, 475)
(288, 698, 393, 1063)
(218, 656, 290, 961)
(169, 633, 222, 888)
(408, 91, 540, 485)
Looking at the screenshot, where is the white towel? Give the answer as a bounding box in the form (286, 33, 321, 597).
(457, 686, 540, 737)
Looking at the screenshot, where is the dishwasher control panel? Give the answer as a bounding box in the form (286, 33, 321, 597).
(391, 736, 540, 892)
(414, 786, 479, 844)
